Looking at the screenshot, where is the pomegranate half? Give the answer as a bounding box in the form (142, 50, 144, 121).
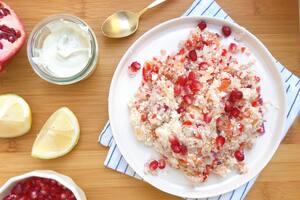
(0, 1, 25, 71)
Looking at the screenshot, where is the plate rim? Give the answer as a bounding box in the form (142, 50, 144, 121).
(108, 16, 287, 198)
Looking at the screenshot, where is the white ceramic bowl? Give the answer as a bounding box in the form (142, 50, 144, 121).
(0, 170, 87, 200)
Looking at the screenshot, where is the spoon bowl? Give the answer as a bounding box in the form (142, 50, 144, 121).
(102, 11, 139, 38)
(101, 0, 167, 38)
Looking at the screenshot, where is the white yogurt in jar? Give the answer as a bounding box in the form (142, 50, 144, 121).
(32, 19, 92, 78)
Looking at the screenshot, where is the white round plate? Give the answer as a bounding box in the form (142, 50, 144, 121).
(108, 16, 286, 198)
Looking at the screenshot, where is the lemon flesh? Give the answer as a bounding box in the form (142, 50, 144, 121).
(31, 107, 80, 159)
(0, 94, 32, 138)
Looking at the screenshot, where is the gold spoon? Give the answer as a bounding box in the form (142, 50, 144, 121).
(101, 0, 167, 38)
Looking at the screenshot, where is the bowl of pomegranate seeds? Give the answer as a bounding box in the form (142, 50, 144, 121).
(0, 170, 86, 200)
(108, 17, 286, 198)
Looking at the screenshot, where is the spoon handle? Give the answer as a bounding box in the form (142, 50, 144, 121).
(139, 0, 167, 17)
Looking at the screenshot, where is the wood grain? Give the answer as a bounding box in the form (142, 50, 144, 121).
(0, 0, 299, 199)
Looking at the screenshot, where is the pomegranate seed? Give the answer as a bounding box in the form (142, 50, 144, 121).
(198, 62, 208, 70)
(163, 105, 169, 112)
(197, 21, 207, 30)
(254, 76, 261, 82)
(174, 84, 181, 96)
(179, 48, 185, 55)
(234, 150, 245, 161)
(158, 159, 166, 169)
(237, 123, 244, 132)
(31, 191, 38, 199)
(256, 87, 261, 93)
(188, 50, 197, 61)
(229, 89, 243, 102)
(183, 120, 193, 126)
(15, 30, 21, 38)
(129, 61, 141, 72)
(229, 43, 238, 53)
(171, 144, 181, 153)
(257, 123, 265, 135)
(176, 106, 185, 114)
(8, 35, 15, 43)
(194, 133, 202, 139)
(203, 113, 212, 123)
(19, 196, 29, 200)
(142, 67, 149, 81)
(252, 98, 263, 107)
(11, 182, 23, 195)
(177, 75, 187, 86)
(221, 49, 227, 57)
(251, 100, 258, 107)
(216, 117, 223, 131)
(187, 71, 196, 80)
(215, 135, 225, 147)
(230, 107, 240, 118)
(190, 80, 202, 93)
(241, 47, 246, 53)
(185, 40, 193, 48)
(180, 144, 188, 155)
(141, 113, 147, 122)
(222, 25, 232, 37)
(196, 42, 204, 50)
(149, 160, 159, 170)
(224, 101, 233, 112)
(169, 134, 180, 146)
(0, 42, 3, 49)
(183, 94, 193, 105)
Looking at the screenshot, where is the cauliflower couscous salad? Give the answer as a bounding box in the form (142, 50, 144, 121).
(128, 20, 265, 183)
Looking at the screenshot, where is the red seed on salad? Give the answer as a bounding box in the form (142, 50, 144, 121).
(215, 135, 226, 147)
(187, 71, 196, 80)
(158, 159, 166, 169)
(203, 113, 212, 123)
(198, 61, 208, 70)
(180, 144, 188, 155)
(224, 101, 234, 112)
(197, 21, 207, 31)
(229, 43, 238, 53)
(149, 160, 159, 171)
(234, 150, 245, 161)
(177, 75, 187, 86)
(174, 84, 181, 96)
(141, 113, 147, 122)
(176, 106, 185, 114)
(222, 25, 232, 37)
(257, 123, 265, 135)
(169, 134, 180, 146)
(230, 107, 240, 118)
(237, 123, 244, 132)
(190, 80, 202, 93)
(229, 89, 243, 102)
(183, 94, 193, 105)
(171, 143, 182, 153)
(188, 49, 197, 61)
(129, 61, 141, 72)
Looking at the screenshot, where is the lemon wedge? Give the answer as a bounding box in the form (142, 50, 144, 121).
(0, 94, 31, 138)
(31, 107, 80, 159)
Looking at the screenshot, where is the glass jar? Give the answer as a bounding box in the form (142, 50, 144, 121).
(27, 14, 99, 85)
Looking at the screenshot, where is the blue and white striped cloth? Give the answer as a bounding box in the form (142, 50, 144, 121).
(99, 0, 300, 199)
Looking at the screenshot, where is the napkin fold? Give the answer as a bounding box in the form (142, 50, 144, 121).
(99, 0, 300, 199)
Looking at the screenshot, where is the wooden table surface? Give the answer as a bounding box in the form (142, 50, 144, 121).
(0, 0, 299, 199)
